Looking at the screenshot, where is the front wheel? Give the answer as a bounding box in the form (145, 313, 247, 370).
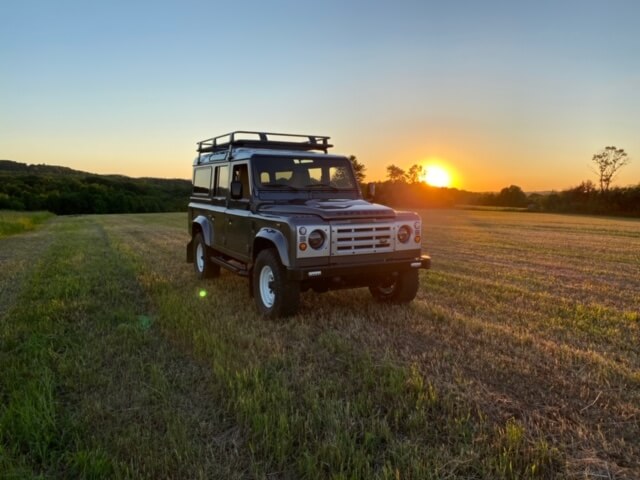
(369, 269, 419, 304)
(193, 232, 220, 279)
(253, 249, 300, 318)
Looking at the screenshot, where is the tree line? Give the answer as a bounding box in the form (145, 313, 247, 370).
(0, 160, 191, 215)
(1, 146, 636, 217)
(353, 146, 640, 217)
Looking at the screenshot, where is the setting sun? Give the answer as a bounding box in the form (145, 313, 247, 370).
(422, 166, 451, 188)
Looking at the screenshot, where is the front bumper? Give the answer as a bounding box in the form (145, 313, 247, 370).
(286, 254, 431, 281)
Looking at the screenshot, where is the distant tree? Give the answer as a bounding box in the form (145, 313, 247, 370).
(348, 155, 367, 183)
(592, 146, 630, 193)
(407, 164, 424, 184)
(497, 185, 528, 207)
(386, 164, 407, 183)
(575, 179, 598, 196)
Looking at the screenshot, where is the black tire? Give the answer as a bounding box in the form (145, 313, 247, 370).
(369, 269, 419, 304)
(253, 248, 300, 318)
(193, 232, 220, 279)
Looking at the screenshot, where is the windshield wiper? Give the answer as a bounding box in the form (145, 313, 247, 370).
(304, 183, 341, 191)
(262, 183, 299, 191)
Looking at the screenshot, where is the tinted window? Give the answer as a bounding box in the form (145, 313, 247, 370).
(193, 167, 212, 195)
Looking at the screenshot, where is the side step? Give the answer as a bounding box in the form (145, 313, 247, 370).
(209, 255, 250, 277)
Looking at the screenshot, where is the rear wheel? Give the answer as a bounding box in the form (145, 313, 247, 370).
(369, 269, 419, 303)
(193, 232, 220, 279)
(253, 248, 300, 318)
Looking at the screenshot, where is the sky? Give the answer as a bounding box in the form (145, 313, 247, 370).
(1, 0, 639, 192)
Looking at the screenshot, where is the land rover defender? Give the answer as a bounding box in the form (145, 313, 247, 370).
(187, 131, 430, 317)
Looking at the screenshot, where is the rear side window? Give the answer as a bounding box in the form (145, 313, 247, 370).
(193, 167, 212, 195)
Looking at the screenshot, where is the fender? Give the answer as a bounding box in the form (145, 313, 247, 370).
(255, 228, 291, 267)
(187, 215, 214, 263)
(192, 215, 214, 247)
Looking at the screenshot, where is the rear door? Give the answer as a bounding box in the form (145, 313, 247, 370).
(210, 164, 229, 249)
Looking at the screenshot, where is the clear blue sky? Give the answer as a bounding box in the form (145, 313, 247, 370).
(2, 0, 639, 191)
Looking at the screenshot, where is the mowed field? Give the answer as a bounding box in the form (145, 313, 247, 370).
(1, 209, 638, 479)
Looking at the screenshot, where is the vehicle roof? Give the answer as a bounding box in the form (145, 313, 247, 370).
(193, 148, 348, 166)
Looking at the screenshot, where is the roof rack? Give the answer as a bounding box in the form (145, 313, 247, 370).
(197, 131, 333, 156)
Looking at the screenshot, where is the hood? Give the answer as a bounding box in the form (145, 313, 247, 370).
(257, 199, 396, 221)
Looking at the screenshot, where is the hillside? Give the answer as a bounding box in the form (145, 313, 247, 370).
(0, 160, 191, 214)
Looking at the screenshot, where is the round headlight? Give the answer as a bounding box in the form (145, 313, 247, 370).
(397, 225, 412, 243)
(308, 229, 325, 250)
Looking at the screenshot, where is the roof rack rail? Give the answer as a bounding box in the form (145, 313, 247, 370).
(197, 131, 333, 155)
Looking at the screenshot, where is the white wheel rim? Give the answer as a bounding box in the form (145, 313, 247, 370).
(196, 242, 205, 272)
(378, 281, 396, 295)
(259, 266, 275, 308)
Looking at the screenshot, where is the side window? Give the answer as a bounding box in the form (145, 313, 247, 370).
(232, 164, 250, 200)
(193, 167, 212, 195)
(216, 165, 229, 198)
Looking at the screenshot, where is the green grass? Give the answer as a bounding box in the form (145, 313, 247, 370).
(0, 218, 246, 478)
(1, 210, 639, 478)
(0, 211, 54, 238)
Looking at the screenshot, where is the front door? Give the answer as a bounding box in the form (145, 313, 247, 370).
(224, 163, 253, 261)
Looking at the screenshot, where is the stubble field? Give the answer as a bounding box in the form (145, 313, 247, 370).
(0, 209, 638, 479)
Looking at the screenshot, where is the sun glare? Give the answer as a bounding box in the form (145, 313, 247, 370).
(422, 166, 451, 188)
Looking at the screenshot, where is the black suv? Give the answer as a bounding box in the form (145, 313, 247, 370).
(187, 131, 430, 317)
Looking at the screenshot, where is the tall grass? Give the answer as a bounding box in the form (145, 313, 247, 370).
(0, 211, 53, 238)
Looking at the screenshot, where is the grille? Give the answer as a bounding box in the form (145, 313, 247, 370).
(330, 223, 395, 255)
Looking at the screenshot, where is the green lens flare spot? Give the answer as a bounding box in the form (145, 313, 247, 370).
(199, 289, 207, 298)
(137, 315, 152, 331)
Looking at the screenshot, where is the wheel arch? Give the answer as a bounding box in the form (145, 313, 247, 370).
(187, 215, 214, 263)
(254, 228, 291, 267)
(192, 215, 214, 246)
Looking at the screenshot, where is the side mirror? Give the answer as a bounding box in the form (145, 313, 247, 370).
(230, 181, 242, 199)
(367, 182, 376, 200)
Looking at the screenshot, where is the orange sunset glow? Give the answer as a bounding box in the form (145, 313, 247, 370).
(421, 165, 452, 188)
(1, 2, 639, 192)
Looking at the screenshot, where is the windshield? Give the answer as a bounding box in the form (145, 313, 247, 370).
(253, 156, 357, 190)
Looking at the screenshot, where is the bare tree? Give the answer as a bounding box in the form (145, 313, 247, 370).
(407, 164, 424, 184)
(592, 146, 630, 193)
(386, 164, 406, 183)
